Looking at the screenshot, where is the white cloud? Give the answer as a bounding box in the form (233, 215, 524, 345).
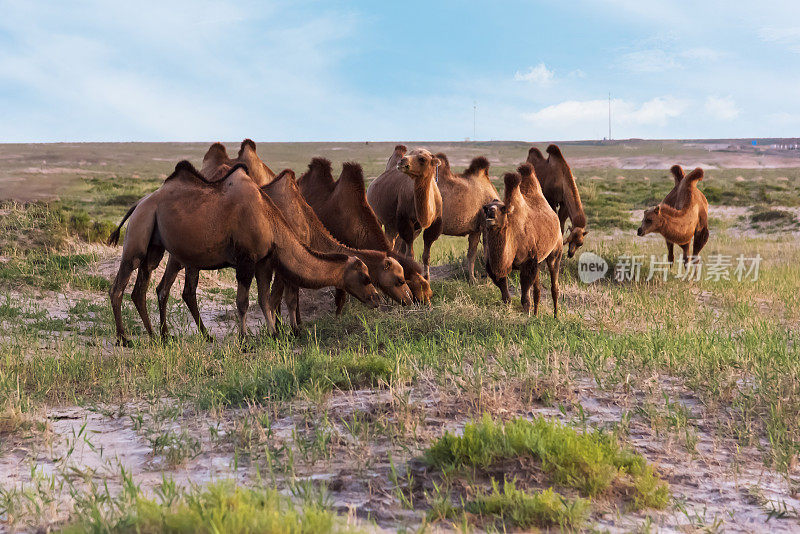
(523, 97, 687, 127)
(705, 96, 739, 120)
(759, 27, 800, 52)
(514, 63, 555, 85)
(616, 49, 681, 72)
(680, 47, 722, 61)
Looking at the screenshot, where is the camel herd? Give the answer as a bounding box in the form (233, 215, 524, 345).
(107, 140, 709, 345)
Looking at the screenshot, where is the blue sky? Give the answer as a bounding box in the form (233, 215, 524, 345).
(1, 0, 799, 142)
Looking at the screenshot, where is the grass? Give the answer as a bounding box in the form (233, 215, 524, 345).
(425, 415, 669, 507)
(465, 480, 590, 530)
(59, 481, 353, 534)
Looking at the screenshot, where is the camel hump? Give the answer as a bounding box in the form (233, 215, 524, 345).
(394, 145, 407, 155)
(239, 138, 257, 155)
(685, 167, 703, 184)
(203, 142, 228, 162)
(503, 172, 522, 202)
(464, 156, 490, 176)
(670, 164, 685, 183)
(273, 168, 297, 183)
(309, 157, 333, 176)
(516, 162, 534, 179)
(339, 161, 366, 191)
(527, 146, 545, 161)
(546, 144, 566, 161)
(168, 160, 246, 184)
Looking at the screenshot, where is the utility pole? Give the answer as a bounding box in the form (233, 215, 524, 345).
(473, 101, 477, 140)
(608, 92, 612, 141)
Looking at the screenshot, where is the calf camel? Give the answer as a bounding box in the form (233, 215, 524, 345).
(367, 146, 443, 279)
(297, 158, 432, 303)
(483, 164, 562, 316)
(260, 169, 412, 330)
(637, 167, 709, 263)
(526, 145, 588, 257)
(434, 153, 499, 283)
(108, 161, 380, 345)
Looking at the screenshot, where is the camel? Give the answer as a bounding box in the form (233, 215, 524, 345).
(367, 146, 443, 279)
(526, 145, 588, 258)
(259, 169, 412, 330)
(201, 139, 277, 187)
(483, 164, 562, 317)
(297, 158, 432, 303)
(434, 153, 499, 283)
(637, 167, 709, 263)
(107, 161, 380, 345)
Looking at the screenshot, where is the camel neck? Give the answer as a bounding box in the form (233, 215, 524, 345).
(485, 226, 514, 277)
(273, 230, 347, 289)
(561, 174, 586, 228)
(413, 171, 438, 228)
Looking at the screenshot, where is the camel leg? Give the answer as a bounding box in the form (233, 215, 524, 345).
(182, 267, 212, 341)
(486, 260, 511, 304)
(156, 255, 182, 339)
(397, 217, 415, 260)
(665, 240, 675, 264)
(547, 249, 562, 318)
(285, 284, 301, 332)
(110, 258, 137, 346)
(520, 262, 533, 315)
(680, 243, 691, 265)
(693, 226, 709, 257)
(421, 218, 443, 280)
(255, 261, 276, 336)
(235, 264, 255, 340)
(531, 260, 541, 316)
(130, 245, 164, 339)
(335, 288, 348, 315)
(269, 273, 286, 324)
(465, 231, 481, 284)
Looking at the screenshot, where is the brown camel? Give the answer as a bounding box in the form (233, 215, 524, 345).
(297, 157, 432, 303)
(201, 139, 277, 187)
(526, 144, 588, 258)
(107, 161, 380, 345)
(483, 164, 562, 316)
(434, 153, 499, 283)
(260, 169, 412, 330)
(366, 145, 443, 279)
(637, 167, 709, 263)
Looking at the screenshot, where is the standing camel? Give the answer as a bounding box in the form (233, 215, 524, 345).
(367, 146, 443, 279)
(297, 158, 432, 303)
(107, 161, 380, 345)
(434, 153, 499, 283)
(637, 167, 709, 264)
(526, 145, 588, 258)
(483, 164, 563, 317)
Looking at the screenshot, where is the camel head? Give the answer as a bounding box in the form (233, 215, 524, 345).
(482, 199, 512, 230)
(342, 257, 382, 308)
(374, 257, 413, 305)
(637, 205, 665, 236)
(406, 271, 433, 306)
(564, 227, 588, 258)
(397, 149, 440, 180)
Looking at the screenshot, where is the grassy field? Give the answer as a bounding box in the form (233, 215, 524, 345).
(1, 140, 800, 532)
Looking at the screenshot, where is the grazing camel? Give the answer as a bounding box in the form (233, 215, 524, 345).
(483, 164, 562, 317)
(637, 167, 709, 264)
(367, 146, 443, 279)
(434, 153, 499, 283)
(108, 161, 380, 345)
(526, 145, 588, 257)
(297, 158, 432, 303)
(260, 169, 412, 330)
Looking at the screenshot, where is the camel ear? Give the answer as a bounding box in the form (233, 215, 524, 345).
(582, 230, 589, 237)
(430, 156, 440, 167)
(654, 205, 661, 215)
(383, 258, 391, 271)
(507, 205, 515, 215)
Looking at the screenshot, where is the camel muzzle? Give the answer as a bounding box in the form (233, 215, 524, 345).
(636, 227, 644, 236)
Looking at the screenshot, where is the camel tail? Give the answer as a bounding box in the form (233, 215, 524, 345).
(107, 202, 138, 246)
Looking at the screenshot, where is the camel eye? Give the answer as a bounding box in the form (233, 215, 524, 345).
(396, 278, 405, 287)
(417, 156, 425, 163)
